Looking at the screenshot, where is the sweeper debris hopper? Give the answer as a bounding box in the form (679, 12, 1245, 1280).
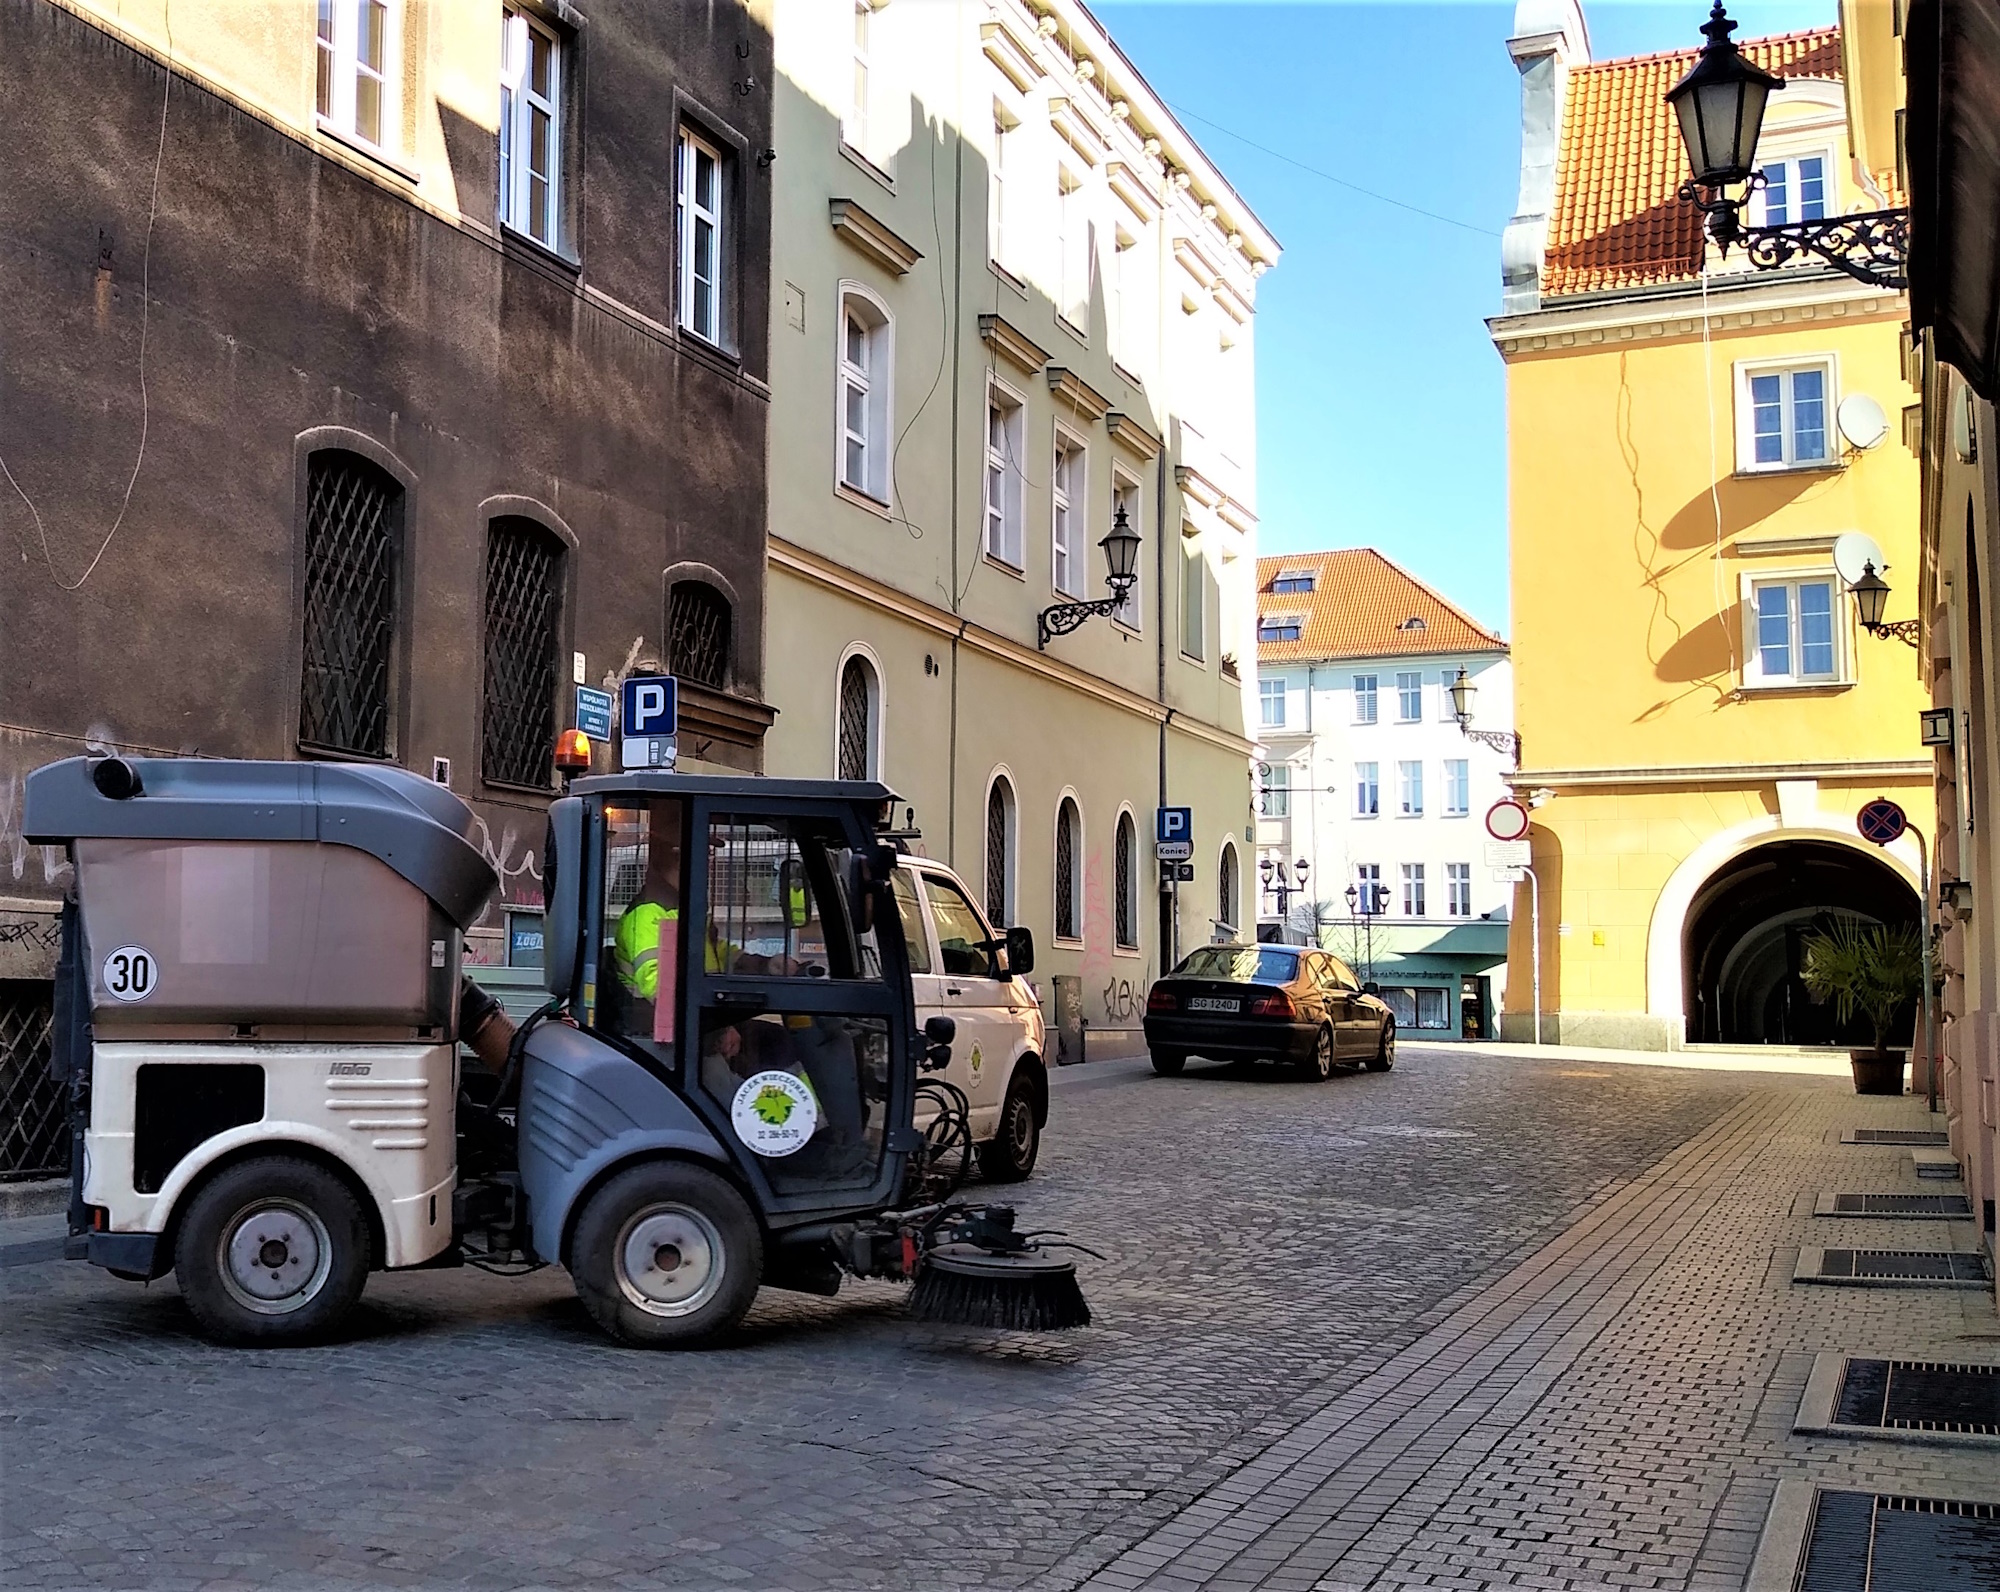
(26, 755, 1092, 1346)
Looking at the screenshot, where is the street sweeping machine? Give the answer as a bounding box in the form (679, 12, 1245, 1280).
(24, 755, 1089, 1347)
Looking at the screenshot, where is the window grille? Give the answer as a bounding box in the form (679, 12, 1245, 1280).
(0, 980, 62, 1180)
(482, 518, 562, 789)
(986, 780, 1011, 926)
(837, 656, 871, 781)
(1055, 800, 1079, 940)
(1115, 814, 1136, 948)
(299, 451, 398, 757)
(1219, 844, 1238, 933)
(668, 581, 731, 689)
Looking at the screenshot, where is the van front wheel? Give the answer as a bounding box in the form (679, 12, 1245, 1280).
(173, 1156, 370, 1345)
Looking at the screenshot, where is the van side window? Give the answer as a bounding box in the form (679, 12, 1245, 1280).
(924, 874, 994, 978)
(890, 870, 932, 974)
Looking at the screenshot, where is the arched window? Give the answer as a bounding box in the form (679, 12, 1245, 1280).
(299, 449, 401, 757)
(1054, 797, 1081, 942)
(837, 288, 892, 504)
(1218, 841, 1240, 938)
(836, 653, 878, 781)
(985, 775, 1015, 927)
(667, 580, 731, 688)
(1115, 811, 1138, 949)
(482, 517, 564, 788)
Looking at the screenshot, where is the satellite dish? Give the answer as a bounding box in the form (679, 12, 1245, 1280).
(1833, 532, 1886, 588)
(1837, 393, 1890, 451)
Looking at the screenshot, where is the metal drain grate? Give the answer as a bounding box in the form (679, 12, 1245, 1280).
(1798, 1491, 2000, 1589)
(1822, 1192, 1975, 1218)
(1835, 1359, 2000, 1435)
(1843, 1128, 1950, 1146)
(1800, 1248, 1992, 1287)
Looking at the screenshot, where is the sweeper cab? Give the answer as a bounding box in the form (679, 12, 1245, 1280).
(24, 755, 1090, 1347)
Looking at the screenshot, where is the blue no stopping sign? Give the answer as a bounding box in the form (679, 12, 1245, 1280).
(1857, 798, 1907, 847)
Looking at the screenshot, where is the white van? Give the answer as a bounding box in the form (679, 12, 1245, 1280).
(887, 858, 1048, 1180)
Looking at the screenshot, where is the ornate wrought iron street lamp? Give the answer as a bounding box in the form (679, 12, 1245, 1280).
(1447, 668, 1522, 761)
(1847, 560, 1921, 647)
(1037, 506, 1144, 648)
(1667, 3, 1907, 290)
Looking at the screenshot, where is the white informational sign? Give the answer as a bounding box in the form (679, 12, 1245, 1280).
(1484, 840, 1532, 870)
(1492, 868, 1529, 885)
(730, 1071, 819, 1157)
(1155, 840, 1194, 862)
(102, 946, 158, 1001)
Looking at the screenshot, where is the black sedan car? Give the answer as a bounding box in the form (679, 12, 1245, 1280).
(1142, 944, 1395, 1079)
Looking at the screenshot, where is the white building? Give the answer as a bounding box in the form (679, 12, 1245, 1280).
(1254, 550, 1514, 1038)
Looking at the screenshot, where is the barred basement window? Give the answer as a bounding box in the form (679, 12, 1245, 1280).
(837, 655, 874, 781)
(985, 776, 1014, 927)
(1115, 811, 1137, 949)
(482, 518, 563, 789)
(1054, 797, 1080, 941)
(299, 451, 399, 757)
(668, 581, 731, 689)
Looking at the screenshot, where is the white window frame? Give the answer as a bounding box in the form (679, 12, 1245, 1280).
(1057, 166, 1093, 333)
(1257, 614, 1303, 643)
(832, 643, 885, 781)
(317, 0, 398, 152)
(1740, 567, 1849, 689)
(1051, 427, 1086, 598)
(1752, 146, 1835, 227)
(678, 127, 726, 346)
(1181, 537, 1207, 663)
(1111, 473, 1142, 630)
(1443, 759, 1470, 818)
(1114, 806, 1141, 952)
(1260, 763, 1291, 819)
(1354, 762, 1379, 819)
(984, 769, 1018, 929)
(1446, 862, 1472, 918)
(1052, 792, 1085, 947)
(1355, 863, 1383, 916)
(1217, 840, 1240, 935)
(1259, 677, 1286, 729)
(989, 102, 1019, 273)
(1395, 670, 1423, 723)
(1734, 354, 1837, 473)
(1397, 760, 1424, 818)
(835, 284, 893, 505)
(1400, 863, 1427, 918)
(1352, 674, 1378, 725)
(845, 0, 872, 157)
(1270, 571, 1316, 595)
(983, 382, 1025, 570)
(499, 6, 561, 247)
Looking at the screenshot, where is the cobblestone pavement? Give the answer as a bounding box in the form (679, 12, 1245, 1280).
(0, 1048, 1985, 1590)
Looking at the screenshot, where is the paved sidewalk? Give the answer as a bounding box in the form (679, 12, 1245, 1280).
(1059, 1081, 2000, 1591)
(1402, 1039, 1853, 1078)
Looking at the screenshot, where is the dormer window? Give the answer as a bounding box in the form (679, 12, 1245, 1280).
(1258, 614, 1303, 643)
(1270, 571, 1315, 595)
(1397, 616, 1427, 632)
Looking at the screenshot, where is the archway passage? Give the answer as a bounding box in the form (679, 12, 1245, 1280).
(1683, 840, 1919, 1045)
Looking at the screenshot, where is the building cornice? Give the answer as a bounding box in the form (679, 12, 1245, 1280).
(829, 198, 923, 276)
(1105, 410, 1162, 460)
(1507, 758, 1932, 791)
(1047, 366, 1111, 422)
(768, 537, 1255, 758)
(979, 313, 1050, 376)
(1490, 270, 1906, 356)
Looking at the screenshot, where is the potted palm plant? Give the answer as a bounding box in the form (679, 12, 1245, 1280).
(1799, 918, 1923, 1095)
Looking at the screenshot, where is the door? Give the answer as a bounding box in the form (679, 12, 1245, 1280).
(1322, 953, 1369, 1056)
(919, 870, 1012, 1137)
(683, 805, 912, 1218)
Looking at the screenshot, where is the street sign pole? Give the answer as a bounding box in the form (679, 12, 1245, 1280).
(1854, 797, 1934, 1110)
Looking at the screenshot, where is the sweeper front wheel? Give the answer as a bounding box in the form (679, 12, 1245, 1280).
(570, 1161, 763, 1348)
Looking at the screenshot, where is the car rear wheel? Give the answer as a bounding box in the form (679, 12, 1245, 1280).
(1366, 1019, 1396, 1071)
(1302, 1024, 1335, 1081)
(1150, 1049, 1186, 1076)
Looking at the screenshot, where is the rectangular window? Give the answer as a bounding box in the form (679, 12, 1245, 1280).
(1446, 862, 1472, 918)
(1751, 577, 1840, 685)
(299, 452, 399, 757)
(846, 0, 870, 154)
(1270, 572, 1315, 595)
(1397, 760, 1424, 817)
(1260, 763, 1290, 819)
(482, 518, 562, 789)
(1052, 435, 1084, 597)
(1396, 671, 1422, 723)
(983, 390, 1024, 567)
(1740, 361, 1832, 469)
(1182, 540, 1206, 661)
(1756, 153, 1828, 226)
(678, 129, 725, 345)
(1415, 986, 1448, 1029)
(317, 0, 394, 149)
(1353, 674, 1378, 725)
(1444, 759, 1470, 817)
(1439, 670, 1459, 720)
(1058, 169, 1093, 330)
(1112, 477, 1141, 628)
(1354, 762, 1379, 818)
(837, 298, 890, 503)
(1400, 863, 1426, 917)
(1257, 615, 1303, 643)
(1355, 863, 1383, 916)
(989, 111, 1015, 271)
(499, 6, 561, 246)
(1259, 677, 1286, 728)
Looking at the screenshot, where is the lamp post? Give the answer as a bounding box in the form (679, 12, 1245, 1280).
(1260, 856, 1309, 939)
(1343, 879, 1380, 984)
(1667, 4, 1907, 290)
(1447, 668, 1522, 762)
(1037, 506, 1144, 648)
(1847, 560, 1922, 648)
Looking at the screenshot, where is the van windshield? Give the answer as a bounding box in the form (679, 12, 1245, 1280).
(1174, 947, 1299, 984)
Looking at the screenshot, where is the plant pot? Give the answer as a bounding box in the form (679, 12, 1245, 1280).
(1850, 1049, 1908, 1096)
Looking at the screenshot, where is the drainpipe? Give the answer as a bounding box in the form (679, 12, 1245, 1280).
(1157, 441, 1171, 967)
(945, 104, 965, 867)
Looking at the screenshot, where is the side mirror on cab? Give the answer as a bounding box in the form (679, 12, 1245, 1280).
(1003, 925, 1035, 978)
(922, 1014, 956, 1071)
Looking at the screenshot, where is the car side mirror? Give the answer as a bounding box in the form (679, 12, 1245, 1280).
(923, 1013, 956, 1071)
(1362, 981, 1380, 996)
(1004, 925, 1035, 977)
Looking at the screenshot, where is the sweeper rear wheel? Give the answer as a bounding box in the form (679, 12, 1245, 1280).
(570, 1161, 763, 1348)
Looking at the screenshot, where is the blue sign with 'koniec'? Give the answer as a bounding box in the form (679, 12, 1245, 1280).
(621, 675, 678, 738)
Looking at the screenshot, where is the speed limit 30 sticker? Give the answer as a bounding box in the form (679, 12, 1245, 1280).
(102, 946, 159, 1001)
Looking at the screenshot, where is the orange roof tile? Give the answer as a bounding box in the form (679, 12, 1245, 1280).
(1255, 550, 1506, 664)
(1545, 28, 1844, 298)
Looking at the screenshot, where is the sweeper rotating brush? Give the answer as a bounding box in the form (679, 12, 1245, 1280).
(908, 1244, 1091, 1331)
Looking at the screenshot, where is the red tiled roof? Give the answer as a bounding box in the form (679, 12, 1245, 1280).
(1545, 28, 1844, 298)
(1255, 550, 1505, 663)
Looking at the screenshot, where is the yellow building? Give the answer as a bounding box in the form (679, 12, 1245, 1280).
(1491, 6, 1931, 1051)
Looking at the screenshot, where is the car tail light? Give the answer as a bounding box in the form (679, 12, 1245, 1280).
(1146, 987, 1177, 1013)
(1248, 992, 1295, 1018)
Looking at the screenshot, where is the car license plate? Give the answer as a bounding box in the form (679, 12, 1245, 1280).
(1187, 996, 1240, 1013)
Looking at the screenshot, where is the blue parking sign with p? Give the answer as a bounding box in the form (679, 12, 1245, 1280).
(1157, 806, 1192, 845)
(622, 674, 678, 737)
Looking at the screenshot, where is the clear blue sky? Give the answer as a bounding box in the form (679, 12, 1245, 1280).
(1095, 1, 1836, 634)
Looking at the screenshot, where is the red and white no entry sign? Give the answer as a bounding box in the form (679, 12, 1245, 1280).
(1485, 799, 1530, 842)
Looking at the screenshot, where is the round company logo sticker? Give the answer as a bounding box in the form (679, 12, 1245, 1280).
(730, 1071, 819, 1158)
